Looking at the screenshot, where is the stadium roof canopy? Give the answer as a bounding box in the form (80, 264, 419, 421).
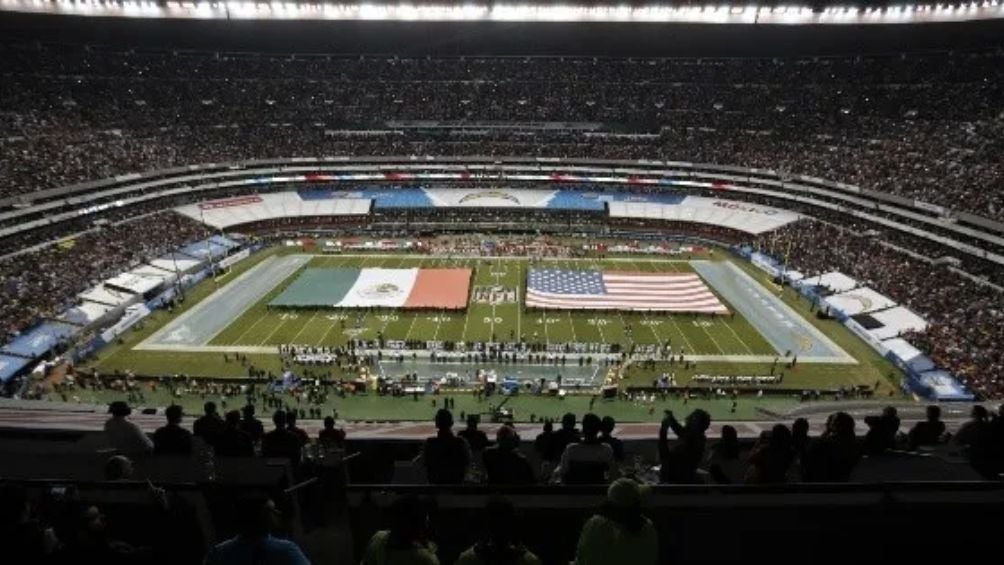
(1, 0, 1003, 24)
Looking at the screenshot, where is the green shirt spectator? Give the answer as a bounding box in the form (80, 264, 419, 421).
(362, 531, 439, 565)
(575, 479, 658, 565)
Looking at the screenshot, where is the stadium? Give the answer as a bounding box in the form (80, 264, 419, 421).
(1, 2, 1003, 563)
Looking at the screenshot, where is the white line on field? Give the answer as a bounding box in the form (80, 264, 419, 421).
(311, 256, 350, 347)
(288, 310, 319, 345)
(460, 259, 472, 342)
(630, 259, 665, 344)
(670, 261, 726, 354)
(515, 262, 522, 342)
(721, 318, 756, 355)
(230, 310, 271, 346)
(566, 310, 578, 342)
(258, 316, 292, 346)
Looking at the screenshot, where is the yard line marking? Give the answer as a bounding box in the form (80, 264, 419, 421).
(230, 311, 271, 346)
(314, 317, 340, 347)
(258, 315, 292, 346)
(288, 310, 319, 345)
(630, 259, 668, 346)
(594, 315, 607, 342)
(311, 255, 351, 346)
(431, 258, 447, 341)
(543, 305, 550, 345)
(599, 258, 633, 346)
(566, 310, 578, 342)
(460, 259, 473, 342)
(720, 318, 756, 355)
(659, 261, 698, 354)
(403, 310, 420, 341)
(489, 257, 503, 341)
(667, 261, 726, 354)
(515, 262, 522, 342)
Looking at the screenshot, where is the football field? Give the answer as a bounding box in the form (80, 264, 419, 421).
(87, 247, 902, 418)
(146, 254, 783, 356)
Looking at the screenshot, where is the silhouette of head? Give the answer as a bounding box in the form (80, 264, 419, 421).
(561, 413, 576, 431)
(600, 416, 616, 436)
(165, 404, 183, 425)
(434, 409, 453, 431)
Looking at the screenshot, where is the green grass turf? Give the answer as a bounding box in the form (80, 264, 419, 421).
(48, 383, 796, 423)
(83, 246, 903, 421)
(207, 253, 774, 355)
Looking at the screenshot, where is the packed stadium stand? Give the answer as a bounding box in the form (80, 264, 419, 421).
(2, 44, 1003, 217)
(2, 3, 1004, 563)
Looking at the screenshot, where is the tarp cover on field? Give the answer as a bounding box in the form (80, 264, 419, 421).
(270, 268, 472, 309)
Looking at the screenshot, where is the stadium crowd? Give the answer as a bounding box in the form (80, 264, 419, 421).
(5, 401, 1004, 564)
(756, 219, 1004, 399)
(2, 44, 1003, 219)
(0, 212, 206, 340)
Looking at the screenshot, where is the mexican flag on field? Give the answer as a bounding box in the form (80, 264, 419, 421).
(271, 268, 473, 309)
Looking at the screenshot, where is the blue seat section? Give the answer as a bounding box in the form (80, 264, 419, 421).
(209, 235, 240, 249)
(178, 239, 229, 259)
(546, 191, 608, 211)
(298, 187, 433, 208)
(367, 188, 434, 209)
(0, 354, 31, 382)
(298, 188, 337, 201)
(552, 187, 687, 207)
(604, 192, 687, 205)
(1, 321, 80, 359)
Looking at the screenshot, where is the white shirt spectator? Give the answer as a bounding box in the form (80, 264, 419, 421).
(553, 441, 617, 483)
(104, 416, 154, 455)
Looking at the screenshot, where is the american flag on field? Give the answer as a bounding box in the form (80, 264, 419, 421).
(525, 268, 729, 313)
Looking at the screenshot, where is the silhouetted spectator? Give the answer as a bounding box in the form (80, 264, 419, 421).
(533, 419, 556, 461)
(153, 405, 193, 456)
(658, 409, 710, 484)
(455, 497, 541, 565)
(864, 406, 900, 455)
(318, 416, 346, 450)
(239, 404, 265, 443)
(909, 405, 947, 449)
(420, 409, 471, 484)
(2, 485, 58, 562)
(458, 414, 490, 453)
(216, 410, 254, 457)
(954, 406, 988, 448)
(554, 413, 617, 484)
(104, 455, 134, 481)
(746, 424, 794, 484)
(550, 413, 582, 460)
(599, 416, 625, 463)
(803, 412, 860, 482)
(576, 479, 657, 565)
(286, 411, 310, 447)
(103, 401, 153, 456)
(792, 418, 810, 461)
(193, 401, 225, 448)
(58, 503, 152, 563)
(952, 405, 995, 478)
(362, 495, 439, 565)
(262, 410, 302, 465)
(483, 425, 535, 485)
(205, 495, 309, 565)
(706, 425, 743, 484)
